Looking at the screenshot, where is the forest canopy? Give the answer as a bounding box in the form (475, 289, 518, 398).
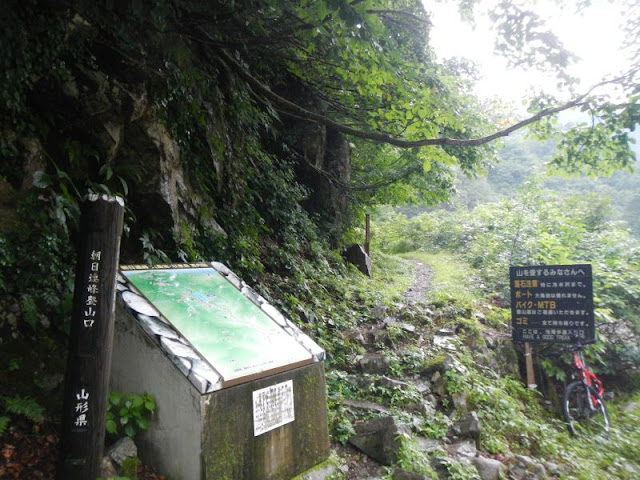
(2, 0, 639, 213)
(1, 0, 639, 310)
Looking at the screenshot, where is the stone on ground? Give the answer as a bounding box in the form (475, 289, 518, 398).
(392, 468, 432, 480)
(348, 416, 410, 465)
(106, 436, 138, 466)
(472, 457, 505, 480)
(343, 244, 372, 277)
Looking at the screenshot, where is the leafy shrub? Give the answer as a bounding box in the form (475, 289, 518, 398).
(417, 411, 452, 441)
(105, 392, 155, 438)
(392, 433, 439, 479)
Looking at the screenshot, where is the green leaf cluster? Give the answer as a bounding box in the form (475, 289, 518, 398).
(105, 392, 155, 439)
(0, 188, 76, 337)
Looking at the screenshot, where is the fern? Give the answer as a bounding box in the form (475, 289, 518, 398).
(41, 288, 60, 307)
(2, 395, 45, 423)
(0, 416, 9, 436)
(19, 294, 39, 329)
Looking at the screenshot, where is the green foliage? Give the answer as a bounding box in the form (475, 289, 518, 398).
(2, 395, 45, 422)
(2, 0, 499, 248)
(258, 250, 412, 375)
(140, 230, 171, 266)
(319, 212, 639, 475)
(0, 188, 76, 338)
(490, 2, 577, 78)
(105, 392, 155, 439)
(1, 4, 638, 478)
(421, 354, 447, 375)
(443, 370, 467, 397)
(376, 183, 640, 378)
(403, 251, 478, 309)
(467, 373, 566, 456)
(0, 395, 45, 435)
(0, 0, 71, 132)
(366, 377, 422, 408)
(539, 357, 567, 383)
(0, 417, 9, 436)
(563, 392, 640, 479)
(19, 294, 39, 330)
(370, 209, 438, 254)
(437, 457, 481, 480)
(454, 131, 640, 238)
(392, 433, 438, 479)
(328, 411, 356, 447)
(417, 411, 452, 441)
(549, 109, 638, 176)
(325, 371, 357, 445)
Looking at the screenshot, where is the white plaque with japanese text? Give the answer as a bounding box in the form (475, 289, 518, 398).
(252, 380, 295, 436)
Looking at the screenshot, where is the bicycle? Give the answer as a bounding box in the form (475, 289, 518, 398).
(562, 342, 610, 438)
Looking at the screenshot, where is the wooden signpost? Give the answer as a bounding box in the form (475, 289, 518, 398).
(57, 195, 124, 480)
(524, 342, 536, 390)
(365, 214, 371, 255)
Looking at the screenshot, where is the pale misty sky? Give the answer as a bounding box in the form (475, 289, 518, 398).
(426, 0, 629, 104)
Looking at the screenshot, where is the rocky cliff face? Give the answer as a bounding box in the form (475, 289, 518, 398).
(1, 4, 352, 263)
(293, 123, 351, 244)
(0, 2, 355, 344)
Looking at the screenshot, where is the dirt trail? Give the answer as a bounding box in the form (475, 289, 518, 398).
(403, 260, 433, 304)
(335, 259, 435, 479)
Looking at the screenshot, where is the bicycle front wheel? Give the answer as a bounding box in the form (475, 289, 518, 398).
(563, 380, 610, 438)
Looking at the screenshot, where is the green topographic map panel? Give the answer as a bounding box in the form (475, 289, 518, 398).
(123, 268, 311, 381)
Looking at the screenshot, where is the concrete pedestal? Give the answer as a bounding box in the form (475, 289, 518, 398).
(111, 284, 330, 480)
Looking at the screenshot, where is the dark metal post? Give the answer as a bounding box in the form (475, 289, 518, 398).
(364, 214, 371, 255)
(58, 195, 124, 480)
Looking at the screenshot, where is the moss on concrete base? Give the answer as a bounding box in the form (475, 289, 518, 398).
(202, 363, 330, 480)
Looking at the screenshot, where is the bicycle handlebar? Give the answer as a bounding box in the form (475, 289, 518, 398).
(560, 343, 585, 354)
(545, 339, 585, 356)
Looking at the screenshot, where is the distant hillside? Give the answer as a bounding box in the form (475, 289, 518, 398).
(449, 130, 640, 236)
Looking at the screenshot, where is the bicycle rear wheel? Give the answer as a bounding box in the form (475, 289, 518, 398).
(563, 380, 610, 438)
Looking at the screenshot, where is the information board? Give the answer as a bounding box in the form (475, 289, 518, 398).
(510, 264, 594, 343)
(122, 267, 313, 382)
(252, 380, 295, 436)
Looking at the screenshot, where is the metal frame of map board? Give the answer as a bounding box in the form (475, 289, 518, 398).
(509, 264, 594, 344)
(116, 262, 325, 393)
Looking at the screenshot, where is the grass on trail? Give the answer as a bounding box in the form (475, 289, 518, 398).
(352, 251, 414, 303)
(399, 251, 478, 307)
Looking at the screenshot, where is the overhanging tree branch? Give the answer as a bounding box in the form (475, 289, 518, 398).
(365, 9, 431, 33)
(218, 48, 634, 149)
